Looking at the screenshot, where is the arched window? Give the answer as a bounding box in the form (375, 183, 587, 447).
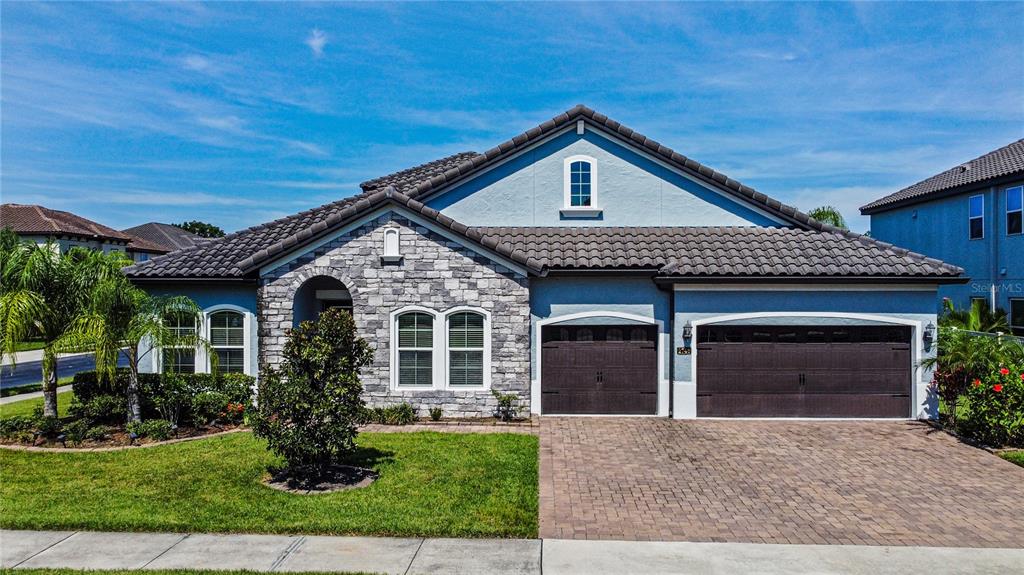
(209, 310, 245, 373)
(569, 160, 592, 207)
(397, 312, 433, 387)
(448, 312, 485, 386)
(563, 155, 599, 213)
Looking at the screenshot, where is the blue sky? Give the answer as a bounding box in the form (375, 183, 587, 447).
(2, 2, 1021, 233)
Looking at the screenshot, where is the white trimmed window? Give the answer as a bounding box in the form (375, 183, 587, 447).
(209, 310, 245, 374)
(447, 311, 485, 387)
(397, 312, 434, 387)
(562, 155, 599, 213)
(162, 313, 196, 374)
(969, 194, 984, 240)
(1007, 186, 1022, 236)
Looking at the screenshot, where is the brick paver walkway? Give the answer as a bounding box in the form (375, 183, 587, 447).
(539, 418, 1024, 547)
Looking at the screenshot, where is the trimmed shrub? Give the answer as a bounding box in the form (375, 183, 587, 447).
(958, 364, 1024, 447)
(192, 391, 230, 425)
(68, 394, 126, 425)
(72, 370, 254, 424)
(492, 390, 522, 421)
(0, 415, 36, 438)
(360, 403, 417, 425)
(126, 419, 174, 441)
(429, 406, 443, 421)
(250, 307, 373, 475)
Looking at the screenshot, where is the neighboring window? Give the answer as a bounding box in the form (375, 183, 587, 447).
(970, 297, 990, 313)
(448, 312, 485, 386)
(969, 194, 984, 239)
(1011, 299, 1024, 336)
(397, 312, 433, 386)
(162, 313, 196, 374)
(137, 253, 150, 262)
(209, 310, 245, 374)
(569, 160, 592, 207)
(1007, 186, 1023, 236)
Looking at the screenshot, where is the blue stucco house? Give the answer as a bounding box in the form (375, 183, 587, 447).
(861, 139, 1024, 334)
(126, 106, 964, 420)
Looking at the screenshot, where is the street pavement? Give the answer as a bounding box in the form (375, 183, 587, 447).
(0, 353, 129, 390)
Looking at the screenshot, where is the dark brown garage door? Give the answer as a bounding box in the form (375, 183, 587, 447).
(541, 324, 658, 414)
(696, 325, 911, 418)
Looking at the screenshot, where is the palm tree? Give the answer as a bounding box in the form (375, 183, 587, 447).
(67, 274, 208, 422)
(939, 298, 1009, 333)
(0, 233, 122, 417)
(807, 205, 848, 230)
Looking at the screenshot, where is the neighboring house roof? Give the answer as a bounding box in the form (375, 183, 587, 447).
(122, 222, 207, 252)
(480, 227, 962, 279)
(125, 235, 171, 254)
(124, 106, 964, 282)
(861, 139, 1024, 214)
(1, 204, 134, 243)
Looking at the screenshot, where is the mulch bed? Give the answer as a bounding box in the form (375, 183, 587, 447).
(0, 423, 245, 450)
(264, 464, 378, 494)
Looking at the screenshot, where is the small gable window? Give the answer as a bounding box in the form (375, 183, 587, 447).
(969, 194, 984, 240)
(562, 155, 600, 216)
(570, 160, 592, 207)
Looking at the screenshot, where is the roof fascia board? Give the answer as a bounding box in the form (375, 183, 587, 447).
(671, 282, 938, 292)
(257, 204, 531, 278)
(655, 276, 968, 286)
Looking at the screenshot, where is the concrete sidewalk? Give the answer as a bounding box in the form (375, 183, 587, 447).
(2, 530, 1022, 575)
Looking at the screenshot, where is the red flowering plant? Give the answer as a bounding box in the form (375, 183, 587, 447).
(959, 362, 1024, 447)
(218, 402, 246, 424)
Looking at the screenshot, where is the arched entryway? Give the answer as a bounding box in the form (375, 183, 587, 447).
(293, 275, 352, 327)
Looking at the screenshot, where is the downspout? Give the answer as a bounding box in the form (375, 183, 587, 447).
(666, 280, 675, 419)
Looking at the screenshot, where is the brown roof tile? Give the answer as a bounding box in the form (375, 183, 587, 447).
(861, 139, 1024, 213)
(1, 204, 133, 243)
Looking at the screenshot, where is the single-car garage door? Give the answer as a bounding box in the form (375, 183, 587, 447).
(541, 324, 658, 414)
(696, 325, 911, 418)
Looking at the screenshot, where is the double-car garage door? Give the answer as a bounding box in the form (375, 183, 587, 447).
(696, 325, 912, 418)
(540, 322, 912, 418)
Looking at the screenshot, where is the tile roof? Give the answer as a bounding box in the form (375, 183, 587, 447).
(1, 204, 133, 243)
(360, 152, 481, 192)
(861, 139, 1024, 214)
(479, 227, 962, 278)
(124, 106, 964, 282)
(125, 188, 545, 279)
(122, 222, 208, 252)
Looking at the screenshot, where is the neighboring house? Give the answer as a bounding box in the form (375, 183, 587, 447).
(126, 106, 964, 420)
(122, 222, 207, 262)
(861, 139, 1024, 333)
(1, 203, 169, 260)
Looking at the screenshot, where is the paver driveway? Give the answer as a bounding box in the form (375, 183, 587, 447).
(539, 418, 1024, 547)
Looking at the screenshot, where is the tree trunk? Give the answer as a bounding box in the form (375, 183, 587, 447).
(41, 346, 59, 418)
(126, 349, 142, 423)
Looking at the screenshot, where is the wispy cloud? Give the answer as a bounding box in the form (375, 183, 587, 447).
(305, 28, 327, 57)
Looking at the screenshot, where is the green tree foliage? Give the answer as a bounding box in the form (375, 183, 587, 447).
(939, 298, 1009, 333)
(0, 228, 125, 417)
(65, 273, 208, 422)
(807, 205, 848, 230)
(175, 221, 225, 238)
(250, 308, 373, 475)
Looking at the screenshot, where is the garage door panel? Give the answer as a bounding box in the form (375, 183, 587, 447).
(542, 325, 658, 415)
(697, 325, 911, 418)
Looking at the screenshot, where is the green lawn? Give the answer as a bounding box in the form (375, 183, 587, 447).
(0, 388, 75, 419)
(0, 430, 538, 538)
(1, 570, 372, 575)
(1000, 450, 1024, 468)
(13, 341, 46, 352)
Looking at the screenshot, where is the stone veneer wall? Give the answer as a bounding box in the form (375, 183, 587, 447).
(258, 213, 531, 417)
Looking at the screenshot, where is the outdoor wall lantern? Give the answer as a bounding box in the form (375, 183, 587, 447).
(682, 321, 693, 341)
(924, 322, 936, 348)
